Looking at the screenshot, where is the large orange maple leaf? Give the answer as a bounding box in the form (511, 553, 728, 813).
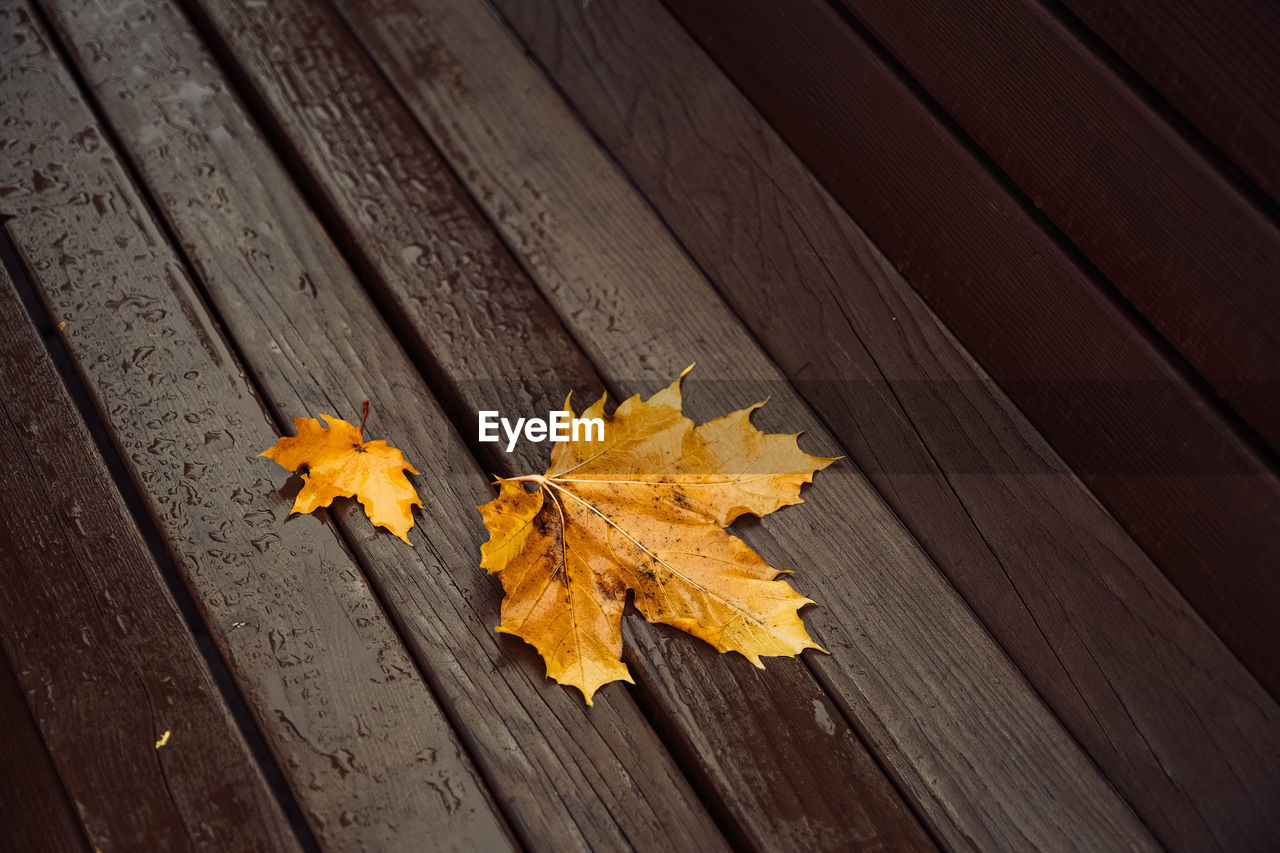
(478, 370, 835, 704)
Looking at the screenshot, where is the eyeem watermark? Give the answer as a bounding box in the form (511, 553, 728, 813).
(478, 411, 605, 453)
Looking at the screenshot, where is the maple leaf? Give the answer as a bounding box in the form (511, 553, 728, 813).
(478, 369, 835, 704)
(260, 403, 422, 544)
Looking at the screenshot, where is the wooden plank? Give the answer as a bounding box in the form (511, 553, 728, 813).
(1062, 0, 1280, 204)
(826, 0, 1280, 454)
(34, 0, 731, 849)
(176, 0, 940, 848)
(0, 6, 514, 850)
(660, 0, 1280, 700)
(0, 252, 301, 851)
(329, 0, 1161, 848)
(0, 644, 88, 853)
(477, 3, 1280, 849)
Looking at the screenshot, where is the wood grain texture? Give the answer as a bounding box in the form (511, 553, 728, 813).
(334, 0, 1159, 847)
(0, 6, 513, 849)
(481, 1, 1280, 849)
(1062, 0, 1280, 204)
(830, 0, 1280, 453)
(0, 257, 300, 852)
(175, 0, 942, 845)
(0, 639, 88, 853)
(661, 0, 1280, 700)
(37, 0, 730, 849)
(172, 0, 935, 849)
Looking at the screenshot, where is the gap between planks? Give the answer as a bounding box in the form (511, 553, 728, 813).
(1036, 0, 1280, 225)
(0, 255, 305, 851)
(316, 0, 1163, 848)
(2, 4, 521, 848)
(22, 0, 742, 845)
(476, 0, 1280, 848)
(0, 591, 89, 853)
(164, 1, 943, 846)
(658, 0, 1280, 704)
(40, 0, 931, 845)
(1, 221, 320, 851)
(823, 0, 1280, 458)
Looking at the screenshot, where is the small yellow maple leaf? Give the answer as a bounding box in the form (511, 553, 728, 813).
(478, 368, 835, 704)
(260, 403, 422, 544)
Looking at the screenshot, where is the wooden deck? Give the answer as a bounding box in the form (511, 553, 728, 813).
(1, 0, 1277, 850)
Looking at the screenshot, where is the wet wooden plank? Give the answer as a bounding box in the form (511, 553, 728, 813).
(1063, 0, 1280, 204)
(826, 0, 1280, 454)
(660, 0, 1280, 700)
(477, 2, 1280, 848)
(0, 254, 301, 851)
(177, 0, 939, 848)
(0, 643, 88, 853)
(0, 6, 513, 849)
(330, 0, 1159, 848)
(35, 0, 730, 849)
